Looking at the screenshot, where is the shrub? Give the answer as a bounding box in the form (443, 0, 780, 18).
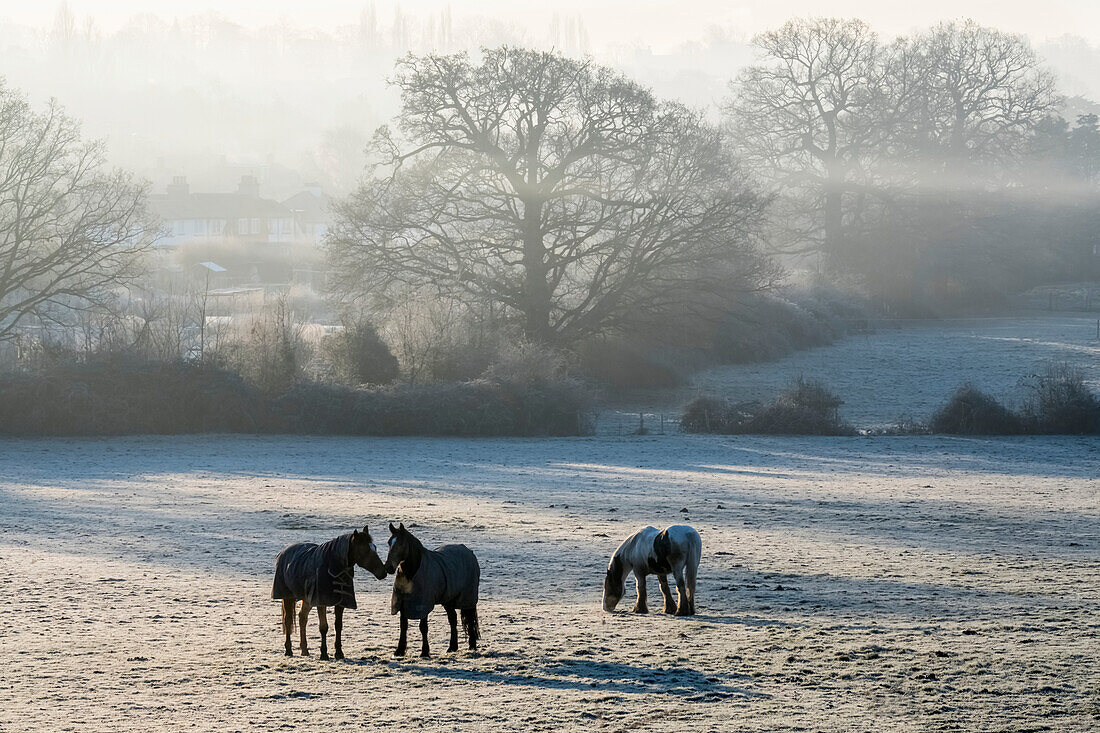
(214, 298, 311, 395)
(321, 318, 400, 386)
(710, 289, 869, 365)
(482, 341, 571, 384)
(1021, 363, 1100, 434)
(574, 339, 685, 389)
(680, 396, 754, 433)
(0, 356, 265, 435)
(273, 377, 594, 436)
(0, 357, 594, 437)
(681, 377, 854, 435)
(929, 384, 1024, 435)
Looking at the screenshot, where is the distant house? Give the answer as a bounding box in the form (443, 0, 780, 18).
(149, 175, 296, 247)
(282, 185, 332, 245)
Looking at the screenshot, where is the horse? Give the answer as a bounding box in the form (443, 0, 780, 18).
(272, 525, 387, 660)
(384, 522, 480, 658)
(603, 525, 701, 616)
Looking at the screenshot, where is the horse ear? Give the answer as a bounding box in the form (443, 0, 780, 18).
(399, 522, 405, 531)
(353, 528, 359, 537)
(389, 522, 397, 534)
(363, 524, 370, 536)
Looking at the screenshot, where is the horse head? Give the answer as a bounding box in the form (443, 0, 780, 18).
(603, 555, 626, 612)
(385, 522, 419, 575)
(350, 525, 388, 580)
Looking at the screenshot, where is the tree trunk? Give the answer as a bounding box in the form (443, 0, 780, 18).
(823, 177, 844, 261)
(521, 199, 553, 343)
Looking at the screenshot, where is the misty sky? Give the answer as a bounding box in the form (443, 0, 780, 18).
(5, 0, 1100, 49)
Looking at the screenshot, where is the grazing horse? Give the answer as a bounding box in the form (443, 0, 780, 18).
(272, 526, 387, 659)
(603, 525, 701, 616)
(385, 523, 480, 658)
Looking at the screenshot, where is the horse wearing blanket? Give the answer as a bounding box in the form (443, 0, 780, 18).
(272, 526, 387, 659)
(603, 525, 701, 615)
(385, 523, 481, 658)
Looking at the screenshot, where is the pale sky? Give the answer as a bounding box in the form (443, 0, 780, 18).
(3, 0, 1100, 49)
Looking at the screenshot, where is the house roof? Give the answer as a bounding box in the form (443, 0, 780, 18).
(149, 192, 293, 221)
(282, 189, 332, 224)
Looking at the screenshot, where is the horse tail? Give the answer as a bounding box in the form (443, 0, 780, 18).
(282, 598, 296, 634)
(687, 528, 702, 575)
(461, 607, 480, 644)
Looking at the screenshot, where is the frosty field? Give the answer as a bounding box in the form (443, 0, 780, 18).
(602, 314, 1100, 432)
(1, 433, 1097, 731)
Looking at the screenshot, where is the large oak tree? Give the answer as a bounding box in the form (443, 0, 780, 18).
(328, 47, 773, 345)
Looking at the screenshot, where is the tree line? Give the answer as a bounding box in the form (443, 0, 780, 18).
(329, 19, 1098, 350)
(2, 18, 1098, 363)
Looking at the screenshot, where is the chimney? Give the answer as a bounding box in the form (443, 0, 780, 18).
(237, 174, 260, 198)
(166, 175, 189, 198)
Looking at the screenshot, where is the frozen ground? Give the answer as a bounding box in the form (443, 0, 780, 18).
(1, 433, 1097, 731)
(603, 314, 1100, 431)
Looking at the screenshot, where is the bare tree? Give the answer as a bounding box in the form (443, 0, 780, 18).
(890, 21, 1060, 176)
(0, 80, 155, 344)
(328, 47, 773, 345)
(724, 18, 883, 257)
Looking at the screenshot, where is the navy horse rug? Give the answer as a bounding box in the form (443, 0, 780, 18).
(272, 533, 358, 609)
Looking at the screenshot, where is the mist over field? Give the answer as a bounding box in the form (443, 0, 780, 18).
(1, 2, 1098, 732)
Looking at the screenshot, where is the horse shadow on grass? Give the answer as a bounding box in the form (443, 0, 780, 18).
(347, 655, 766, 700)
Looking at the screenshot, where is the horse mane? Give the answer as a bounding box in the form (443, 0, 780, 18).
(322, 533, 354, 573)
(607, 553, 624, 585)
(399, 530, 425, 580)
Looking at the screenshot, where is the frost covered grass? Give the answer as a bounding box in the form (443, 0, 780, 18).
(683, 314, 1100, 429)
(1, 433, 1097, 731)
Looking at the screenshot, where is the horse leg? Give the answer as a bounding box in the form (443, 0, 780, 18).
(673, 566, 690, 616)
(395, 612, 408, 657)
(282, 599, 295, 656)
(419, 617, 430, 659)
(317, 606, 329, 660)
(298, 600, 312, 655)
(333, 605, 344, 660)
(632, 570, 648, 614)
(445, 606, 458, 653)
(685, 560, 698, 616)
(658, 574, 676, 614)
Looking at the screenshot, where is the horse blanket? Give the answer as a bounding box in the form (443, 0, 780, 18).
(391, 544, 480, 619)
(272, 533, 357, 609)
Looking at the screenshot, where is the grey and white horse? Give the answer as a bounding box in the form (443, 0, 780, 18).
(603, 525, 701, 616)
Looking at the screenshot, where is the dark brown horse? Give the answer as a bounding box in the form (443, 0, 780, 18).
(272, 526, 387, 659)
(385, 523, 480, 658)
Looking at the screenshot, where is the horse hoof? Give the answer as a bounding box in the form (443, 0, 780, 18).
(447, 645, 458, 654)
(334, 651, 344, 660)
(300, 650, 310, 657)
(284, 650, 293, 657)
(420, 652, 431, 659)
(320, 653, 329, 661)
(632, 607, 648, 614)
(394, 649, 406, 657)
